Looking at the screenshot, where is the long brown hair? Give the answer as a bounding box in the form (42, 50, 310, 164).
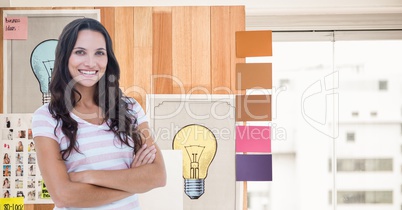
(49, 18, 142, 160)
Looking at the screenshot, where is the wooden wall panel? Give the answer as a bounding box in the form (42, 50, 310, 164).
(230, 6, 246, 95)
(114, 7, 135, 98)
(98, 7, 115, 45)
(190, 6, 211, 94)
(134, 7, 153, 48)
(211, 6, 231, 94)
(152, 7, 173, 94)
(133, 7, 153, 107)
(172, 7, 192, 94)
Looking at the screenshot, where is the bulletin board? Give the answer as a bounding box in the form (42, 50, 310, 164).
(2, 9, 99, 114)
(0, 113, 53, 204)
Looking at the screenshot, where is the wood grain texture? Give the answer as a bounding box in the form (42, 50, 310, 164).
(133, 47, 152, 108)
(211, 6, 231, 94)
(230, 6, 246, 95)
(32, 204, 54, 210)
(152, 7, 173, 94)
(97, 7, 115, 45)
(134, 7, 152, 48)
(114, 7, 134, 99)
(172, 6, 192, 94)
(132, 7, 153, 108)
(190, 6, 211, 94)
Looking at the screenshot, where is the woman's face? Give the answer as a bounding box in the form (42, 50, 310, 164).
(68, 29, 108, 90)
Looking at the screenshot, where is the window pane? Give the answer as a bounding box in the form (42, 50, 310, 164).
(336, 40, 402, 209)
(247, 41, 335, 210)
(336, 159, 393, 171)
(335, 191, 392, 204)
(247, 36, 402, 210)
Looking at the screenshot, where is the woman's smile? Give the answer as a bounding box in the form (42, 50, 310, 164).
(68, 29, 108, 89)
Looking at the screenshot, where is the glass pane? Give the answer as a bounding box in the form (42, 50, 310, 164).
(247, 38, 402, 210)
(335, 40, 402, 209)
(246, 41, 336, 210)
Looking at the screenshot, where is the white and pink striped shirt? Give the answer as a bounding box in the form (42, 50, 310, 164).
(32, 99, 147, 210)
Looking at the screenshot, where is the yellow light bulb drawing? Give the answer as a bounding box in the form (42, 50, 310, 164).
(173, 124, 217, 199)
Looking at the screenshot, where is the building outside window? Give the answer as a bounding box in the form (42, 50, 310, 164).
(246, 16, 402, 210)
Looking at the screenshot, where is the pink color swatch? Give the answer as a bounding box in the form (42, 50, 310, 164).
(236, 125, 271, 153)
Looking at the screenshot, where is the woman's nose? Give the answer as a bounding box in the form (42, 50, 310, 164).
(84, 55, 96, 68)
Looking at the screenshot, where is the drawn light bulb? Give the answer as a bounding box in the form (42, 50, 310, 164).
(172, 124, 217, 199)
(30, 39, 58, 104)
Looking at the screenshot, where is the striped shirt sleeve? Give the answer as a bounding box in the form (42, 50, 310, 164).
(126, 97, 148, 125)
(32, 104, 59, 142)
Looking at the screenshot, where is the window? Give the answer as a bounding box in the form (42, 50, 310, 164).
(379, 80, 388, 91)
(337, 159, 393, 172)
(346, 132, 355, 142)
(400, 123, 402, 135)
(331, 191, 393, 204)
(279, 79, 290, 88)
(351, 112, 359, 117)
(246, 15, 402, 209)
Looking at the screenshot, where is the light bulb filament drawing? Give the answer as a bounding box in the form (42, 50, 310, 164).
(185, 145, 205, 179)
(42, 60, 54, 83)
(30, 39, 58, 104)
(173, 124, 217, 199)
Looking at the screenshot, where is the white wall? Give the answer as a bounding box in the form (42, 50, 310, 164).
(5, 0, 402, 12)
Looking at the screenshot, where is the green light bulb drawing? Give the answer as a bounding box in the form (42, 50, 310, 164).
(173, 124, 217, 199)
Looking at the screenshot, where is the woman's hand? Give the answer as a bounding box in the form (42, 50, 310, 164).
(131, 144, 157, 168)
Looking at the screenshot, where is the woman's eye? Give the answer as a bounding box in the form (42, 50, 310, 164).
(96, 51, 106, 56)
(74, 50, 85, 55)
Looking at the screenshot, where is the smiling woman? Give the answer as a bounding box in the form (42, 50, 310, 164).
(31, 18, 166, 210)
(68, 30, 107, 89)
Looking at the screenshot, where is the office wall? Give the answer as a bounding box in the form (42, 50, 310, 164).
(0, 6, 244, 210)
(0, 6, 245, 111)
(99, 6, 245, 109)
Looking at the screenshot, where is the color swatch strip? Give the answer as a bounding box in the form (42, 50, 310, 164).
(236, 125, 271, 153)
(235, 30, 272, 58)
(235, 63, 272, 90)
(235, 95, 272, 121)
(236, 154, 273, 181)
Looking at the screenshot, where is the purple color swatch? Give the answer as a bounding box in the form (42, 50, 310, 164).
(236, 154, 272, 181)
